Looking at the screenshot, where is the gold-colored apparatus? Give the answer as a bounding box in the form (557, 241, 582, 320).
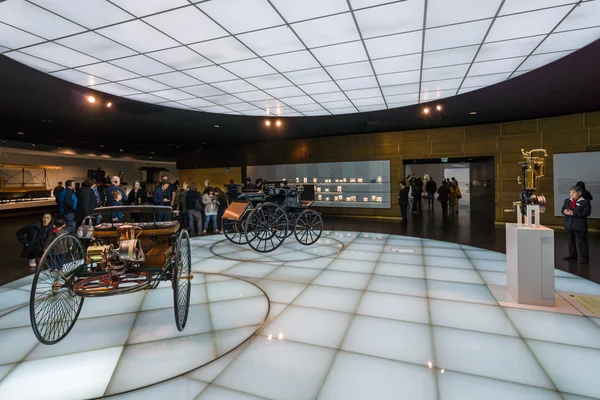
(86, 224, 145, 274)
(517, 148, 547, 215)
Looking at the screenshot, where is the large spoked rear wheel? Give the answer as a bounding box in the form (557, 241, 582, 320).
(245, 203, 288, 253)
(173, 229, 192, 331)
(30, 234, 85, 345)
(295, 209, 323, 245)
(223, 218, 248, 245)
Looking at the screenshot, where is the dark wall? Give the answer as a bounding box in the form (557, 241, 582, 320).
(469, 158, 496, 223)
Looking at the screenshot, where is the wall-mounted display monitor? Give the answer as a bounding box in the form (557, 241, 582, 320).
(247, 160, 391, 209)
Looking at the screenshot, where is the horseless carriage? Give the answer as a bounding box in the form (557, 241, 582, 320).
(29, 206, 192, 345)
(222, 181, 324, 253)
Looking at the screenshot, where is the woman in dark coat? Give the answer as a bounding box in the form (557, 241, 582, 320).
(16, 212, 53, 267)
(128, 181, 148, 222)
(76, 178, 98, 224)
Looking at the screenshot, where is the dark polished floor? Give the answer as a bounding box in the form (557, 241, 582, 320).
(1, 205, 598, 286)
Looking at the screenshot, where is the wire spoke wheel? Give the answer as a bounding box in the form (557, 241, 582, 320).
(30, 234, 85, 345)
(173, 229, 192, 331)
(245, 203, 288, 253)
(294, 209, 323, 246)
(223, 218, 248, 245)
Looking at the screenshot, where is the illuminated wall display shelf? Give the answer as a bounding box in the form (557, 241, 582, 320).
(247, 160, 390, 209)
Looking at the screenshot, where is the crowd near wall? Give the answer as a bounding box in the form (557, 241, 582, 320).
(178, 110, 600, 229)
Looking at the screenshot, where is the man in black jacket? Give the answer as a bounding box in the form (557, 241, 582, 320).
(425, 178, 437, 210)
(53, 181, 64, 212)
(562, 185, 592, 264)
(437, 181, 449, 215)
(398, 178, 411, 225)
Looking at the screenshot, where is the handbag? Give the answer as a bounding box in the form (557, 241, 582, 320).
(77, 216, 95, 239)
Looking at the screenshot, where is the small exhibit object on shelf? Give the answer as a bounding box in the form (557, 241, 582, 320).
(316, 187, 321, 192)
(377, 176, 382, 183)
(371, 195, 377, 201)
(295, 177, 299, 183)
(313, 178, 317, 183)
(343, 178, 347, 183)
(336, 186, 342, 192)
(350, 178, 356, 183)
(363, 197, 368, 202)
(325, 188, 329, 192)
(325, 196, 330, 201)
(370, 178, 376, 183)
(303, 177, 307, 183)
(317, 194, 322, 201)
(358, 178, 364, 183)
(376, 197, 382, 202)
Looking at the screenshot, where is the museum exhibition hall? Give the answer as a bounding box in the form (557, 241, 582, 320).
(2, 0, 600, 399)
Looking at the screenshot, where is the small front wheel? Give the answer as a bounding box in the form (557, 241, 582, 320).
(294, 209, 323, 245)
(173, 229, 192, 331)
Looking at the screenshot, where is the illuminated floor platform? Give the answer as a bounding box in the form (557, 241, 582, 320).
(1, 231, 600, 399)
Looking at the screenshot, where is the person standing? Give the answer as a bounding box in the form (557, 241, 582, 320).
(178, 182, 189, 231)
(76, 179, 97, 225)
(59, 180, 78, 233)
(448, 182, 457, 214)
(226, 179, 240, 202)
(562, 185, 591, 264)
(186, 183, 203, 235)
(202, 188, 219, 234)
(398, 178, 410, 225)
(203, 180, 211, 195)
(425, 177, 437, 211)
(16, 213, 53, 267)
(105, 176, 126, 206)
(152, 181, 172, 222)
(161, 175, 176, 208)
(215, 186, 228, 232)
(437, 181, 449, 215)
(128, 180, 147, 222)
(244, 177, 255, 192)
(53, 181, 64, 212)
(255, 178, 263, 192)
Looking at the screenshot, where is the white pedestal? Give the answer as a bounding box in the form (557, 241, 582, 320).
(506, 223, 555, 307)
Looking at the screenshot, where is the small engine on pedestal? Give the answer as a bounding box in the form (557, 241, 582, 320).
(86, 224, 145, 275)
(517, 148, 548, 216)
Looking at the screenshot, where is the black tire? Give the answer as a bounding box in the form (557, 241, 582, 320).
(223, 218, 248, 245)
(245, 203, 288, 253)
(294, 209, 323, 245)
(30, 234, 85, 345)
(173, 229, 192, 331)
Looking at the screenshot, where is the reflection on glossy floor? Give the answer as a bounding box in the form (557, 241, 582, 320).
(2, 231, 600, 399)
(0, 274, 268, 399)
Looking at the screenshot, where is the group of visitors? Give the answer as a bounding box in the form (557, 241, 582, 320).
(398, 175, 461, 224)
(177, 180, 228, 236)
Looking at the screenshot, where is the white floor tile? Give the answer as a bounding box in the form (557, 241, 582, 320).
(555, 278, 600, 296)
(187, 348, 243, 383)
(327, 259, 376, 274)
(0, 325, 40, 365)
(293, 285, 362, 313)
(210, 297, 269, 331)
(466, 249, 506, 261)
(0, 305, 30, 329)
(437, 369, 562, 400)
(357, 291, 430, 324)
(424, 239, 461, 248)
(255, 279, 307, 303)
(263, 302, 287, 326)
(215, 336, 335, 400)
(265, 266, 322, 283)
(109, 377, 207, 400)
(318, 351, 437, 400)
(424, 247, 467, 258)
(338, 249, 381, 262)
(285, 257, 334, 269)
(207, 279, 263, 302)
(426, 266, 484, 284)
(196, 385, 265, 399)
(527, 340, 600, 398)
(312, 271, 370, 290)
(383, 244, 423, 254)
(506, 308, 600, 349)
(0, 346, 123, 400)
(387, 238, 422, 247)
(368, 275, 427, 297)
(373, 262, 426, 279)
(479, 271, 507, 286)
(554, 269, 581, 278)
(471, 259, 507, 272)
(0, 289, 30, 313)
(429, 299, 519, 337)
(342, 315, 433, 365)
(78, 291, 146, 319)
(433, 326, 554, 389)
(223, 263, 278, 279)
(263, 305, 352, 348)
(141, 285, 207, 311)
(345, 243, 384, 253)
(428, 280, 498, 305)
(379, 252, 423, 265)
(424, 255, 474, 269)
(192, 259, 240, 273)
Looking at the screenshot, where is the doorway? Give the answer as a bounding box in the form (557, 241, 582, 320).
(403, 156, 495, 222)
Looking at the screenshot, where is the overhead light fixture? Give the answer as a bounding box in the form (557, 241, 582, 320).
(119, 148, 124, 152)
(106, 102, 112, 108)
(436, 105, 442, 111)
(470, 111, 477, 115)
(58, 146, 62, 150)
(265, 120, 271, 127)
(87, 96, 96, 104)
(214, 125, 220, 128)
(1, 139, 7, 143)
(17, 131, 24, 135)
(275, 120, 282, 127)
(423, 107, 430, 114)
(32, 143, 36, 147)
(100, 144, 104, 148)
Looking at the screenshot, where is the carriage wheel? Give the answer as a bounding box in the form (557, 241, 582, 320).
(173, 229, 192, 331)
(285, 212, 296, 238)
(30, 234, 85, 345)
(245, 203, 288, 253)
(294, 209, 323, 246)
(223, 218, 247, 245)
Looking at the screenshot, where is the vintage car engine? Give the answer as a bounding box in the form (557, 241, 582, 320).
(517, 148, 547, 215)
(86, 224, 145, 274)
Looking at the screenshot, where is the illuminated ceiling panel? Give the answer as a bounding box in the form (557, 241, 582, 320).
(1, 0, 598, 116)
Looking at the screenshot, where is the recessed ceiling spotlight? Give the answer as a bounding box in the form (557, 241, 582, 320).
(151, 151, 155, 154)
(1, 139, 7, 143)
(470, 111, 477, 115)
(265, 120, 271, 127)
(100, 144, 104, 148)
(32, 143, 36, 147)
(214, 125, 219, 128)
(58, 146, 62, 150)
(436, 105, 442, 111)
(87, 96, 96, 104)
(17, 131, 24, 135)
(275, 120, 282, 127)
(106, 102, 112, 108)
(120, 148, 123, 152)
(423, 107, 430, 114)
